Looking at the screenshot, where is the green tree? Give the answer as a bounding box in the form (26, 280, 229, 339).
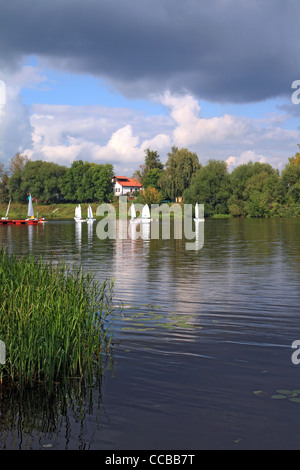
(19, 161, 68, 203)
(281, 157, 300, 204)
(62, 161, 114, 202)
(9, 152, 29, 175)
(288, 144, 300, 166)
(143, 168, 164, 190)
(133, 148, 164, 186)
(0, 163, 9, 203)
(144, 148, 164, 172)
(7, 152, 30, 202)
(228, 161, 277, 217)
(159, 147, 200, 200)
(85, 163, 114, 202)
(184, 159, 231, 216)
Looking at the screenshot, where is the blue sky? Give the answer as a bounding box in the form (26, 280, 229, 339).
(0, 0, 299, 176)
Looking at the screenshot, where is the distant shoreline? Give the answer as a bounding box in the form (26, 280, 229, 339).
(0, 202, 299, 220)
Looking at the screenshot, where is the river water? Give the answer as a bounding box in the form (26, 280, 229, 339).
(0, 217, 299, 450)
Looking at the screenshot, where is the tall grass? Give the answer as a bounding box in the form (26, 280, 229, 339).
(0, 247, 115, 389)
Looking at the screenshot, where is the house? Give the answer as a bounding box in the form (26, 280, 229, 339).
(112, 176, 143, 196)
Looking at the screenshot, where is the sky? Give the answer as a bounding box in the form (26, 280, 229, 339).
(0, 0, 300, 177)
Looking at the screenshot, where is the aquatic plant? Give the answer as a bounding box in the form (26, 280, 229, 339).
(271, 390, 300, 403)
(0, 247, 115, 389)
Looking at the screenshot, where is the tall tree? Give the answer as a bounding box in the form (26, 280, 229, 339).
(9, 152, 29, 175)
(62, 160, 114, 202)
(0, 163, 9, 202)
(133, 148, 164, 185)
(184, 159, 231, 216)
(7, 152, 30, 202)
(228, 161, 277, 216)
(159, 147, 200, 200)
(18, 160, 68, 203)
(282, 153, 300, 204)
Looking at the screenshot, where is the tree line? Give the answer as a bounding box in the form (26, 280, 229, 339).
(0, 146, 299, 217)
(0, 153, 114, 204)
(133, 146, 300, 217)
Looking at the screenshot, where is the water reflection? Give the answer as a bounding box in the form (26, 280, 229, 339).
(0, 379, 106, 450)
(1, 218, 300, 449)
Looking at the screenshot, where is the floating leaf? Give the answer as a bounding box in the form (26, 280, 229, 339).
(289, 398, 300, 403)
(276, 390, 292, 396)
(253, 391, 265, 396)
(271, 395, 287, 399)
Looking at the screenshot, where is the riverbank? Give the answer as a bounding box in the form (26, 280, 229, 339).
(0, 247, 116, 389)
(0, 202, 102, 220)
(0, 202, 299, 220)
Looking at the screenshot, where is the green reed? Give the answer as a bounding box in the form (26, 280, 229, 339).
(0, 247, 115, 389)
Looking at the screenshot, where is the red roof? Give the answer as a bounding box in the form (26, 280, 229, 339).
(115, 176, 143, 188)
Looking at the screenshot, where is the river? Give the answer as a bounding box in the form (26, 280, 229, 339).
(0, 217, 299, 450)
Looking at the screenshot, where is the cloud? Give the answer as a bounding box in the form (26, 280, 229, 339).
(24, 103, 172, 174)
(226, 151, 267, 170)
(160, 91, 250, 146)
(0, 64, 299, 176)
(0, 0, 300, 103)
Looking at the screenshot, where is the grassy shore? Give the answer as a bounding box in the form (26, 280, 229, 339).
(0, 202, 103, 220)
(0, 247, 116, 389)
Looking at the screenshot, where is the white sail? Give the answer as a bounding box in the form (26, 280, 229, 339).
(75, 205, 82, 219)
(27, 194, 34, 218)
(130, 203, 136, 219)
(87, 205, 93, 219)
(3, 199, 11, 219)
(142, 204, 150, 219)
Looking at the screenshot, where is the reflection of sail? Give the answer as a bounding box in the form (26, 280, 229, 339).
(141, 221, 150, 240)
(27, 224, 33, 251)
(87, 221, 93, 246)
(129, 220, 139, 240)
(193, 220, 204, 251)
(75, 221, 82, 251)
(118, 219, 128, 240)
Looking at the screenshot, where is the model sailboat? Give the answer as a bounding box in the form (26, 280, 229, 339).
(194, 202, 205, 222)
(86, 205, 96, 223)
(1, 199, 11, 220)
(26, 194, 35, 220)
(141, 204, 152, 223)
(74, 204, 85, 222)
(0, 195, 44, 225)
(24, 194, 45, 224)
(129, 203, 140, 223)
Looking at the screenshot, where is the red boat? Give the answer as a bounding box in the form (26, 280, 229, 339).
(0, 196, 45, 226)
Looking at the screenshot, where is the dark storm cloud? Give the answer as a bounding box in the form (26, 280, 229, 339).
(0, 0, 299, 103)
